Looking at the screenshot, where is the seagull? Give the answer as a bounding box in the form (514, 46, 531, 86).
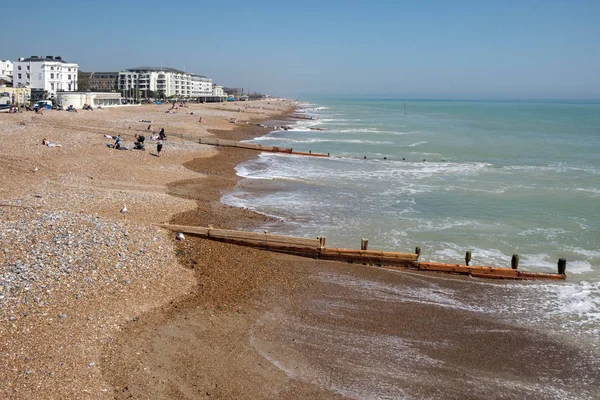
(120, 204, 128, 213)
(176, 232, 185, 241)
(32, 166, 38, 172)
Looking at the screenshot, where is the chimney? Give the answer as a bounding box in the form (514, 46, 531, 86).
(46, 56, 53, 60)
(56, 56, 62, 60)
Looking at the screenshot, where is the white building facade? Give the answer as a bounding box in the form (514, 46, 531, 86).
(0, 60, 13, 83)
(212, 85, 224, 97)
(191, 74, 213, 97)
(119, 67, 196, 98)
(57, 92, 122, 109)
(12, 56, 78, 97)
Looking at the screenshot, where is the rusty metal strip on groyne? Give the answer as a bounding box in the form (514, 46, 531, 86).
(158, 224, 567, 281)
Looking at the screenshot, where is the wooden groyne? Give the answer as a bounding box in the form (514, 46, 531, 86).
(196, 136, 329, 157)
(159, 224, 567, 281)
(289, 115, 318, 120)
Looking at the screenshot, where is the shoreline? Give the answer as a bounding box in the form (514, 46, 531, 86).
(1, 101, 599, 399)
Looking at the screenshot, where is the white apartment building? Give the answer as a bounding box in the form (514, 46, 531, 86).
(12, 56, 78, 96)
(0, 60, 13, 83)
(118, 67, 194, 98)
(191, 74, 213, 97)
(212, 85, 224, 97)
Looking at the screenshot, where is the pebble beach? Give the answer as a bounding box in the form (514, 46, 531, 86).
(2, 100, 599, 400)
(0, 100, 306, 398)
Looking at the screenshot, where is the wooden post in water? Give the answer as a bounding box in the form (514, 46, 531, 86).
(361, 239, 369, 251)
(465, 251, 472, 266)
(415, 247, 421, 258)
(318, 236, 327, 249)
(558, 258, 567, 275)
(511, 254, 519, 270)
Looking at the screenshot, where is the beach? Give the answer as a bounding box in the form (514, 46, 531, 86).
(1, 101, 599, 400)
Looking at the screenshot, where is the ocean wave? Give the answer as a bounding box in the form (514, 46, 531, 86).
(501, 163, 600, 176)
(315, 271, 484, 312)
(251, 137, 394, 145)
(405, 141, 427, 147)
(536, 280, 600, 333)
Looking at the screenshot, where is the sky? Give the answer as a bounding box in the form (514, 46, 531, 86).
(2, 0, 599, 99)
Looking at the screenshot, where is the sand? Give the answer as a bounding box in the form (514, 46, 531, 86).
(1, 101, 598, 400)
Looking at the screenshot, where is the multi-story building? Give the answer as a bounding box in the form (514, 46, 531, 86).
(191, 74, 213, 97)
(0, 60, 13, 83)
(223, 87, 244, 96)
(118, 67, 194, 98)
(79, 71, 118, 92)
(212, 85, 224, 97)
(12, 55, 78, 97)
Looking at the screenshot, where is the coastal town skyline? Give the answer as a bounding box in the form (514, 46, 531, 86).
(2, 0, 599, 99)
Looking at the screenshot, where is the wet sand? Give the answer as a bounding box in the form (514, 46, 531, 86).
(102, 124, 599, 399)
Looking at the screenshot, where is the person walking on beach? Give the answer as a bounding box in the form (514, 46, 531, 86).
(157, 138, 164, 157)
(158, 128, 166, 140)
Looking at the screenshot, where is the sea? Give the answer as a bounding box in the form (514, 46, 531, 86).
(223, 98, 600, 398)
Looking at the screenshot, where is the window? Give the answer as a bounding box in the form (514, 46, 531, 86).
(51, 66, 54, 70)
(68, 75, 71, 80)
(26, 73, 30, 79)
(17, 73, 21, 79)
(51, 83, 55, 90)
(51, 73, 54, 79)
(26, 66, 30, 71)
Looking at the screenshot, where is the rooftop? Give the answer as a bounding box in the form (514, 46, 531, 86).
(18, 56, 74, 63)
(123, 67, 186, 74)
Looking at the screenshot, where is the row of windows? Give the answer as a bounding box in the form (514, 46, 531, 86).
(16, 73, 73, 80)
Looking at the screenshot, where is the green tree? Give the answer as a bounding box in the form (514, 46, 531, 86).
(78, 72, 91, 91)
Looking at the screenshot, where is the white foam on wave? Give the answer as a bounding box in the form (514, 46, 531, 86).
(520, 253, 594, 274)
(326, 128, 405, 135)
(567, 247, 600, 259)
(315, 271, 484, 312)
(518, 227, 569, 240)
(405, 140, 428, 147)
(575, 187, 600, 196)
(251, 136, 393, 145)
(532, 281, 600, 337)
(501, 163, 600, 176)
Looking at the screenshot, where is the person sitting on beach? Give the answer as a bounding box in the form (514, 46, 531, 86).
(133, 134, 145, 150)
(42, 138, 62, 147)
(113, 134, 124, 149)
(199, 116, 204, 123)
(36, 107, 44, 115)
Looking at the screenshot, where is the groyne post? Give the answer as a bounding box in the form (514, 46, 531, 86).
(415, 247, 421, 259)
(465, 251, 472, 266)
(361, 239, 369, 251)
(511, 254, 519, 269)
(558, 258, 567, 275)
(318, 236, 327, 249)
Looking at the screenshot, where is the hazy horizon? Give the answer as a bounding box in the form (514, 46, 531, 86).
(2, 0, 598, 100)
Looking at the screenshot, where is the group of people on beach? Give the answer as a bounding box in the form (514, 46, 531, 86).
(104, 128, 166, 156)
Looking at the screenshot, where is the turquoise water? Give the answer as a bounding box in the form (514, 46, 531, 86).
(223, 99, 600, 341)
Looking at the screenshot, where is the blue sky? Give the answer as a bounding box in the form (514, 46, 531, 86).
(3, 0, 598, 99)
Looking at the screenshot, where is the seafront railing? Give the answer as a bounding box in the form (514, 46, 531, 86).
(158, 224, 567, 281)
